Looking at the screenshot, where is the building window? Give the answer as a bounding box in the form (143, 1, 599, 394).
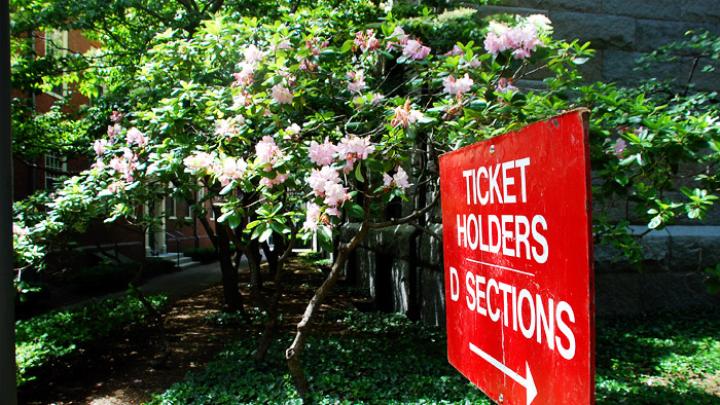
(186, 191, 195, 220)
(165, 195, 177, 219)
(45, 154, 67, 191)
(44, 30, 68, 98)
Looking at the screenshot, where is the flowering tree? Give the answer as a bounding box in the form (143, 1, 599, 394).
(12, 1, 720, 399)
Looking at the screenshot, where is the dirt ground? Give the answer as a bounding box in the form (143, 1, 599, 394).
(19, 259, 358, 405)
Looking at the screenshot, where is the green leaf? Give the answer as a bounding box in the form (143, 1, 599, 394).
(258, 227, 273, 243)
(354, 163, 364, 182)
(346, 202, 364, 219)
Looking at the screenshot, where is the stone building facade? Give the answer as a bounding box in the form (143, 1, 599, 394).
(342, 0, 720, 325)
(478, 0, 720, 90)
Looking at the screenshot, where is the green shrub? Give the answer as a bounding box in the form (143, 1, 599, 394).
(15, 293, 168, 386)
(147, 311, 489, 405)
(183, 247, 218, 264)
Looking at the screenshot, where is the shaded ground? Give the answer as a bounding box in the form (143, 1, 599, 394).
(18, 258, 357, 405)
(18, 256, 720, 404)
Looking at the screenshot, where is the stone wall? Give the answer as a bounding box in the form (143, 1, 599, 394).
(475, 0, 720, 90)
(342, 223, 720, 324)
(338, 1, 720, 325)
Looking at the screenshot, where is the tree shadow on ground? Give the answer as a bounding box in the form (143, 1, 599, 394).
(595, 312, 720, 404)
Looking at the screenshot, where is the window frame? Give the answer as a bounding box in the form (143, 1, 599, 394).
(44, 30, 69, 99)
(44, 154, 68, 191)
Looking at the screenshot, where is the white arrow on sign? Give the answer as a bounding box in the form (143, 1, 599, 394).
(468, 342, 538, 405)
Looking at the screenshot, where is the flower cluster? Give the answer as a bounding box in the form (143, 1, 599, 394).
(215, 116, 245, 137)
(391, 99, 424, 128)
(483, 15, 552, 59)
(403, 39, 431, 60)
(354, 29, 380, 52)
(442, 74, 474, 98)
(108, 148, 139, 182)
(255, 136, 288, 188)
(347, 70, 367, 94)
(383, 167, 411, 189)
(233, 44, 266, 87)
(303, 135, 377, 231)
(184, 151, 248, 187)
(271, 84, 294, 104)
(126, 127, 148, 147)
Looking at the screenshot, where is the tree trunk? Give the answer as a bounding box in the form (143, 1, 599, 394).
(217, 223, 247, 316)
(285, 222, 369, 399)
(247, 239, 263, 293)
(254, 257, 285, 363)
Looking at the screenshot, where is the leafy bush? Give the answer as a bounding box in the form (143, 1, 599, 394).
(66, 258, 176, 293)
(148, 311, 488, 405)
(15, 293, 168, 385)
(148, 310, 720, 404)
(183, 247, 219, 264)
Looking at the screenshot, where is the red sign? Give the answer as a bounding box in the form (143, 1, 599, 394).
(439, 110, 594, 405)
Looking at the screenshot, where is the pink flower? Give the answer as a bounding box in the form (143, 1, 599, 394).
(384, 167, 411, 189)
(323, 182, 349, 207)
(271, 84, 294, 105)
(337, 135, 375, 172)
(94, 139, 107, 156)
(110, 111, 123, 123)
(184, 152, 215, 174)
(233, 92, 252, 108)
(403, 39, 431, 60)
(303, 202, 322, 232)
(260, 172, 288, 188)
(233, 64, 255, 87)
(444, 45, 464, 56)
(299, 58, 317, 72)
(284, 123, 302, 139)
(496, 78, 518, 94)
(613, 138, 627, 158)
(13, 223, 28, 237)
(527, 14, 552, 33)
(214, 157, 247, 186)
(255, 136, 283, 167)
(484, 19, 544, 59)
(391, 100, 424, 128)
(347, 70, 367, 94)
(307, 166, 341, 196)
(243, 45, 265, 65)
(442, 74, 474, 97)
(107, 181, 125, 193)
(354, 29, 380, 52)
(126, 127, 147, 147)
(386, 26, 409, 51)
(308, 138, 337, 166)
(271, 39, 292, 53)
(107, 124, 121, 139)
(215, 117, 244, 137)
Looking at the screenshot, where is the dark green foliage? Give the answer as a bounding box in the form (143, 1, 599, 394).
(148, 311, 489, 404)
(183, 247, 218, 264)
(148, 310, 720, 404)
(65, 258, 177, 293)
(596, 313, 720, 404)
(15, 293, 168, 385)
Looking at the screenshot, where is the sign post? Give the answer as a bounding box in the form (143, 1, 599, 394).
(440, 110, 594, 405)
(1, 0, 18, 403)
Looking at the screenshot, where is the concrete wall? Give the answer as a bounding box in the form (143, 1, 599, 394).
(476, 0, 720, 90)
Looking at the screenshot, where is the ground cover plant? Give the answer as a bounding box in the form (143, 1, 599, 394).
(147, 310, 720, 405)
(15, 293, 167, 385)
(10, 0, 720, 400)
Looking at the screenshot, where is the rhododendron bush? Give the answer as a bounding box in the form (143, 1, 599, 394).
(11, 2, 720, 398)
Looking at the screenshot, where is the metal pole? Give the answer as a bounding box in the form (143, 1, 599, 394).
(0, 0, 18, 402)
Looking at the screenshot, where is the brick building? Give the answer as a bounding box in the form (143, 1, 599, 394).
(14, 30, 215, 264)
